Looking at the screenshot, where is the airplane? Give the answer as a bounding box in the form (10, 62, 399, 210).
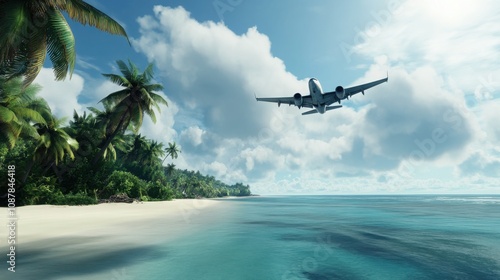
(255, 75, 388, 115)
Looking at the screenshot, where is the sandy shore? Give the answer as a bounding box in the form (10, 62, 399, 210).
(7, 199, 222, 242)
(0, 199, 227, 279)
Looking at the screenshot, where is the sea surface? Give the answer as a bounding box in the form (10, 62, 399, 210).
(14, 195, 500, 279)
(126, 195, 500, 280)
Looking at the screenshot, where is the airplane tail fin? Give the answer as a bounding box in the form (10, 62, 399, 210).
(302, 109, 318, 115)
(326, 105, 342, 111)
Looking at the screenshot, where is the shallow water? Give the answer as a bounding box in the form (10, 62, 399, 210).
(126, 195, 500, 280)
(9, 195, 500, 279)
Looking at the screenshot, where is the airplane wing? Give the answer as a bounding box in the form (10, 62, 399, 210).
(324, 76, 388, 105)
(255, 95, 314, 108)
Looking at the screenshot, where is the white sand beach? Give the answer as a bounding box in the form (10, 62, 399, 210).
(0, 199, 228, 279)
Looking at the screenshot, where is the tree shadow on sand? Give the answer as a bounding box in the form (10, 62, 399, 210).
(1, 236, 169, 279)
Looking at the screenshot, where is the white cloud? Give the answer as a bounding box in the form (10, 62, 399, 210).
(139, 94, 178, 144)
(132, 6, 304, 139)
(34, 68, 85, 118)
(349, 0, 500, 95)
(180, 126, 206, 146)
(128, 4, 499, 194)
(337, 0, 500, 192)
(92, 80, 123, 103)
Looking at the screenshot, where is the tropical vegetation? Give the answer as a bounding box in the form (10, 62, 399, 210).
(0, 0, 129, 86)
(0, 71, 251, 207)
(0, 1, 251, 206)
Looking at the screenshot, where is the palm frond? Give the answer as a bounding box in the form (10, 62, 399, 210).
(128, 59, 139, 79)
(0, 0, 28, 62)
(86, 106, 100, 114)
(144, 83, 164, 92)
(22, 23, 48, 87)
(115, 60, 132, 79)
(102, 73, 131, 87)
(46, 8, 76, 80)
(0, 122, 18, 148)
(0, 106, 16, 123)
(151, 92, 168, 106)
(14, 107, 46, 124)
(141, 63, 155, 81)
(129, 104, 143, 133)
(63, 0, 129, 41)
(146, 105, 157, 124)
(98, 88, 129, 105)
(104, 142, 116, 161)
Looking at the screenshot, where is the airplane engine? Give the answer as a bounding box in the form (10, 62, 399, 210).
(335, 86, 345, 99)
(294, 93, 303, 107)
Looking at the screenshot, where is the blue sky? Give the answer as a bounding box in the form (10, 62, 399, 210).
(35, 0, 500, 194)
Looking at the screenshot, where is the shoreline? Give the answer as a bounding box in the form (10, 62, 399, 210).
(0, 199, 227, 278)
(1, 199, 224, 244)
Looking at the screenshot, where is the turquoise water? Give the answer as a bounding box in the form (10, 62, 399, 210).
(8, 195, 500, 279)
(130, 195, 500, 279)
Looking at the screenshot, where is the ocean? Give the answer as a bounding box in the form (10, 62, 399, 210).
(126, 195, 500, 280)
(11, 195, 500, 280)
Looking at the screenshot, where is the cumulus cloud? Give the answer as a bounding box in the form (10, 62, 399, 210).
(180, 126, 206, 147)
(359, 66, 475, 161)
(34, 68, 85, 118)
(139, 94, 178, 144)
(348, 0, 500, 94)
(132, 6, 304, 139)
(459, 152, 500, 178)
(127, 4, 498, 194)
(336, 0, 500, 191)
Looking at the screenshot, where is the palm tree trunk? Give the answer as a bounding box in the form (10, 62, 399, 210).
(42, 162, 54, 175)
(92, 108, 129, 164)
(21, 160, 35, 186)
(161, 152, 170, 165)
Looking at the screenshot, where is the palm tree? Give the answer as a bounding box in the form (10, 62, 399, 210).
(165, 163, 176, 176)
(66, 110, 97, 142)
(92, 60, 168, 164)
(125, 134, 148, 163)
(143, 140, 165, 165)
(83, 106, 130, 161)
(125, 135, 165, 166)
(0, 77, 49, 148)
(0, 0, 129, 86)
(22, 113, 79, 184)
(162, 142, 180, 164)
(88, 103, 114, 137)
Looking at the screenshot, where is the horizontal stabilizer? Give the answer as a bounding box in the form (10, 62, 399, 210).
(302, 109, 318, 115)
(326, 105, 342, 111)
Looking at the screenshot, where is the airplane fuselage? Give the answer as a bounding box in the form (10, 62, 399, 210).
(308, 78, 326, 114)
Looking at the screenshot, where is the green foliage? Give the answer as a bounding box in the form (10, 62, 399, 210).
(59, 157, 115, 194)
(53, 192, 97, 206)
(0, 0, 128, 86)
(101, 170, 146, 199)
(0, 77, 50, 148)
(33, 114, 79, 166)
(93, 60, 168, 164)
(0, 55, 253, 206)
(20, 176, 61, 205)
(166, 169, 252, 199)
(19, 176, 96, 205)
(147, 181, 174, 200)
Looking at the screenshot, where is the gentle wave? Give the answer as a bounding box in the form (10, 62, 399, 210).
(434, 196, 500, 204)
